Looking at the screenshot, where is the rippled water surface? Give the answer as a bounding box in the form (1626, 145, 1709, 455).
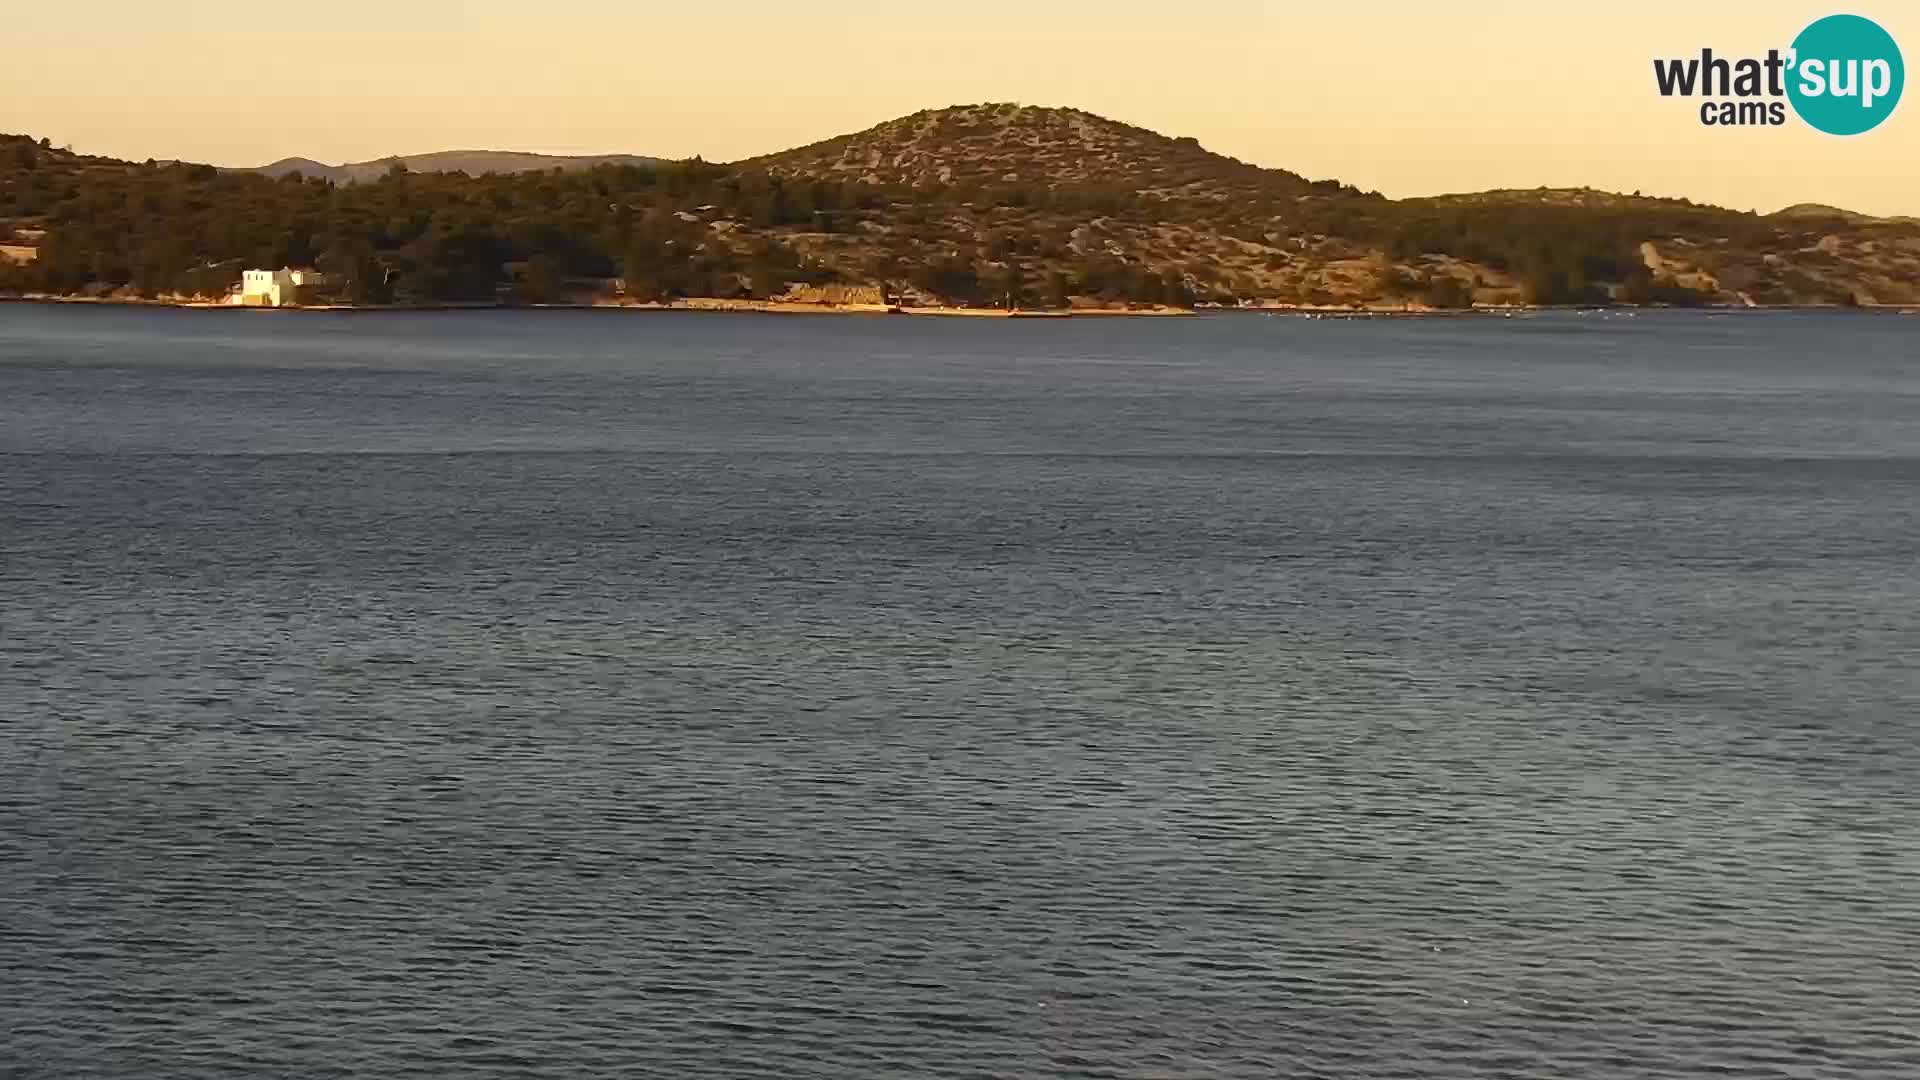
(4, 306, 1920, 1078)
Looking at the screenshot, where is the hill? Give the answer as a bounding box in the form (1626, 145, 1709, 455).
(1771, 203, 1920, 226)
(1418, 188, 1703, 211)
(1774, 202, 1878, 222)
(248, 150, 666, 185)
(744, 102, 1329, 200)
(741, 106, 1917, 308)
(3, 112, 1918, 310)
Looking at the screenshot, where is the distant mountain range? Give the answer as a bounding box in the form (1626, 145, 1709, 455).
(245, 139, 1911, 227)
(1771, 203, 1920, 226)
(247, 150, 666, 185)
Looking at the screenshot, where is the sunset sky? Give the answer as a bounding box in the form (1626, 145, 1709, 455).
(7, 1, 1914, 215)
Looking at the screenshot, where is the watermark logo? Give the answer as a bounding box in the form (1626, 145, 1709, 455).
(1653, 13, 1903, 134)
(1789, 14, 1904, 134)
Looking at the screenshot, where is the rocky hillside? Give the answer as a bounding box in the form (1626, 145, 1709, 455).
(743, 105, 1919, 308)
(4, 114, 1918, 310)
(746, 103, 1326, 201)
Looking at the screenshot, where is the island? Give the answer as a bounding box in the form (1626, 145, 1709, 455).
(4, 105, 1917, 313)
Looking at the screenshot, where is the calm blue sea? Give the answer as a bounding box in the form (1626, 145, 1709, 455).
(3, 305, 1918, 1078)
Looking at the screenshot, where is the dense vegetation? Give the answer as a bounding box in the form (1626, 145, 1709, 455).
(0, 135, 877, 304)
(3, 116, 1907, 308)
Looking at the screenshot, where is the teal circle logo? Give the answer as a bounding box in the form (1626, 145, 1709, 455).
(1788, 14, 1904, 135)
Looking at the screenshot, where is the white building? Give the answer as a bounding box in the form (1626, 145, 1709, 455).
(231, 267, 328, 307)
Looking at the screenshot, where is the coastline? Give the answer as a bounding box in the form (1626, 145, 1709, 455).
(2, 293, 1915, 317)
(0, 294, 1196, 318)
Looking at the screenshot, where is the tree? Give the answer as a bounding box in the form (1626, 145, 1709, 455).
(1043, 270, 1071, 309)
(1160, 270, 1195, 308)
(1423, 275, 1474, 309)
(399, 220, 507, 303)
(911, 256, 984, 306)
(514, 253, 569, 305)
(747, 259, 794, 299)
(985, 263, 1027, 309)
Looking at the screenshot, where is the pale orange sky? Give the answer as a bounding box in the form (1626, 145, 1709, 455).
(5, 1, 1915, 215)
